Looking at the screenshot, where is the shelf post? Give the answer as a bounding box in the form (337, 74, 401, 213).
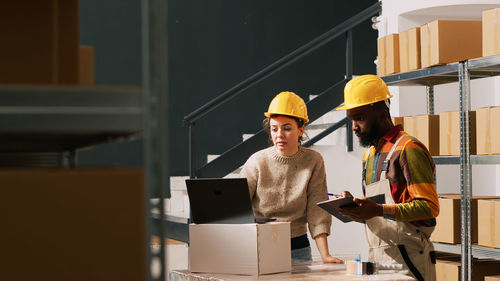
(426, 85, 434, 115)
(142, 0, 169, 280)
(459, 61, 472, 281)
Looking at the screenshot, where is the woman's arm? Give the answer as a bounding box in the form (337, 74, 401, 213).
(314, 233, 343, 264)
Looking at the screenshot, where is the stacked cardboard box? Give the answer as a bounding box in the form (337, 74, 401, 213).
(483, 8, 500, 57)
(377, 34, 400, 76)
(439, 110, 476, 155)
(391, 117, 404, 129)
(476, 106, 500, 154)
(420, 20, 482, 68)
(403, 114, 439, 156)
(399, 27, 421, 72)
(0, 1, 79, 85)
(478, 199, 500, 249)
(0, 168, 146, 281)
(189, 222, 291, 275)
(436, 257, 500, 281)
(486, 276, 500, 281)
(431, 194, 500, 244)
(79, 46, 95, 86)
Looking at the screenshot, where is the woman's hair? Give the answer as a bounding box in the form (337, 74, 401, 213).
(262, 114, 307, 145)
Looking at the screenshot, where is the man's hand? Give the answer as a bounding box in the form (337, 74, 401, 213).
(339, 197, 383, 221)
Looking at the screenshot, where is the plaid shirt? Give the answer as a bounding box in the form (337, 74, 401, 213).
(362, 125, 439, 226)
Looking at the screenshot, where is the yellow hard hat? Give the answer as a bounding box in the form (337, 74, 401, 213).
(336, 74, 393, 111)
(264, 91, 309, 123)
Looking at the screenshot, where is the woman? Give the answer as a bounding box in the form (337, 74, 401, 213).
(241, 91, 342, 264)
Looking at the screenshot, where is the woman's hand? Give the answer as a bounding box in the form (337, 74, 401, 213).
(322, 255, 344, 264)
(314, 233, 344, 264)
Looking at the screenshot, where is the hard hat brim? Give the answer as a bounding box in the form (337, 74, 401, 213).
(335, 95, 393, 111)
(264, 111, 309, 123)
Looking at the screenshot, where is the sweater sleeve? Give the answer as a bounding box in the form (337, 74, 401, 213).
(240, 155, 259, 199)
(306, 155, 332, 238)
(395, 140, 440, 221)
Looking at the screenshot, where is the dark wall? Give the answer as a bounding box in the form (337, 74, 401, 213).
(77, 0, 378, 175)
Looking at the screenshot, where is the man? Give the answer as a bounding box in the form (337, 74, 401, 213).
(336, 75, 439, 281)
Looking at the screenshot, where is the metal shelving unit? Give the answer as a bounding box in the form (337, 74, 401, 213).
(383, 54, 500, 281)
(0, 85, 142, 153)
(0, 1, 167, 280)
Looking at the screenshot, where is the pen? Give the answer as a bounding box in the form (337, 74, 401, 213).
(327, 193, 342, 197)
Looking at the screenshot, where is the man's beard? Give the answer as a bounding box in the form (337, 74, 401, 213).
(357, 121, 384, 147)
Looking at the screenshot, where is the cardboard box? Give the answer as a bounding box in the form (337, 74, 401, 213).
(478, 199, 500, 249)
(420, 20, 482, 68)
(439, 111, 476, 155)
(403, 114, 439, 156)
(436, 258, 500, 281)
(483, 8, 500, 57)
(485, 276, 500, 281)
(377, 34, 400, 76)
(476, 106, 500, 155)
(431, 194, 500, 244)
(0, 168, 146, 281)
(0, 1, 79, 85)
(79, 45, 95, 86)
(392, 117, 404, 129)
(189, 222, 291, 275)
(399, 27, 421, 72)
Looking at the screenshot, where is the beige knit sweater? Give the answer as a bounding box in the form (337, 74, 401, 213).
(240, 146, 332, 239)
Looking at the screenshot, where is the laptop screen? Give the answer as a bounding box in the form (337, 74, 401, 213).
(185, 178, 256, 224)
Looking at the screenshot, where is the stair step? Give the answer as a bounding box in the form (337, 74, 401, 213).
(207, 154, 219, 163)
(242, 133, 253, 142)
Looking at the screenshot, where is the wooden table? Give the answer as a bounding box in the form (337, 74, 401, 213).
(169, 262, 415, 281)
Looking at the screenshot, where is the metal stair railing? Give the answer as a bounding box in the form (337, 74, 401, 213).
(197, 79, 347, 178)
(183, 2, 381, 178)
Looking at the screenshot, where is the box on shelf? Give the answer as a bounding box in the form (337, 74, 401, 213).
(399, 27, 421, 72)
(478, 199, 500, 249)
(189, 222, 291, 275)
(377, 34, 400, 76)
(79, 46, 95, 86)
(486, 276, 500, 281)
(0, 168, 146, 281)
(420, 20, 482, 68)
(436, 258, 500, 281)
(431, 194, 500, 244)
(0, 1, 79, 85)
(483, 8, 500, 57)
(476, 106, 500, 155)
(439, 110, 476, 155)
(403, 114, 439, 156)
(392, 117, 404, 129)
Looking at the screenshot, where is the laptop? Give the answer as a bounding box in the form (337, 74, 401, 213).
(185, 178, 275, 224)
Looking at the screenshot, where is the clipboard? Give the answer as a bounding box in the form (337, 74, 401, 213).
(316, 196, 357, 223)
(316, 194, 386, 223)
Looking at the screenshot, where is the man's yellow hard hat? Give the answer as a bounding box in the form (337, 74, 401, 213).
(336, 74, 393, 111)
(264, 91, 309, 123)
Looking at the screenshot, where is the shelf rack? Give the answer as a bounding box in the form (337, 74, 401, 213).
(0, 85, 142, 153)
(383, 54, 500, 281)
(434, 155, 500, 165)
(434, 242, 500, 260)
(0, 1, 166, 280)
